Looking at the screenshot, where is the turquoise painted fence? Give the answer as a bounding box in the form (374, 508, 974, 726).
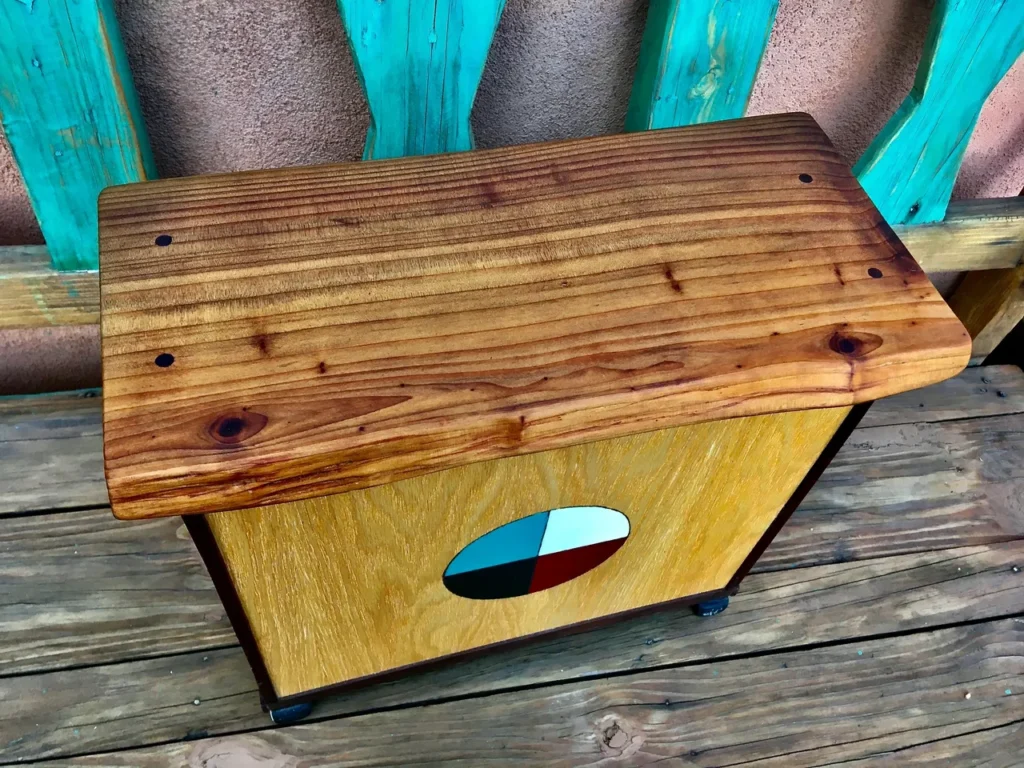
(336, 0, 506, 160)
(0, 0, 1022, 289)
(626, 0, 779, 131)
(854, 0, 1024, 226)
(0, 0, 155, 271)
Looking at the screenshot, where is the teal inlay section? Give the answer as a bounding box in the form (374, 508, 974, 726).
(626, 0, 779, 132)
(336, 0, 506, 160)
(853, 0, 1024, 226)
(444, 511, 548, 577)
(0, 0, 156, 270)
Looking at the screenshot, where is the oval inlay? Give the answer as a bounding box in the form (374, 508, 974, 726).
(443, 506, 630, 600)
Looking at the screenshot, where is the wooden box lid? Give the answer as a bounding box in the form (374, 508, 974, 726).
(99, 113, 970, 520)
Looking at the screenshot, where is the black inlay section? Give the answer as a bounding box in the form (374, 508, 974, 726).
(443, 557, 538, 600)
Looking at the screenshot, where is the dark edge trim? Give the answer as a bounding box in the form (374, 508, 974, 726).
(182, 514, 281, 708)
(192, 403, 871, 711)
(261, 585, 735, 710)
(726, 402, 873, 591)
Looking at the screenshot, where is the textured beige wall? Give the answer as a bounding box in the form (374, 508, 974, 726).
(2, 0, 1022, 245)
(1, 0, 1022, 392)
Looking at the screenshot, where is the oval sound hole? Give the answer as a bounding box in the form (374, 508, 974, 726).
(443, 506, 630, 600)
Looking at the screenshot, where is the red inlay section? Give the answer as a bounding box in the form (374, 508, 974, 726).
(527, 538, 626, 594)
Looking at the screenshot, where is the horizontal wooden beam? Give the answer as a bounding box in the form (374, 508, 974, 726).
(895, 197, 1024, 272)
(0, 246, 99, 328)
(2, 197, 1020, 334)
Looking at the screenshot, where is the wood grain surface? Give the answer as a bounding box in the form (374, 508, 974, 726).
(8, 197, 1019, 333)
(7, 542, 1022, 762)
(32, 618, 1024, 767)
(207, 407, 847, 697)
(98, 113, 969, 519)
(626, 0, 778, 130)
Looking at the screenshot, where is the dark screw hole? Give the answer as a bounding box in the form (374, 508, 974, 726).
(798, 173, 813, 183)
(868, 267, 883, 279)
(155, 234, 173, 247)
(155, 353, 175, 368)
(216, 417, 245, 439)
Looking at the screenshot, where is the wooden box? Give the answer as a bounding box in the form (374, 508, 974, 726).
(98, 114, 970, 714)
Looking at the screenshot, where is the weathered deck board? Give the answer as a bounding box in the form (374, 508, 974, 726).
(0, 389, 105, 515)
(4, 543, 1022, 762)
(0, 508, 232, 676)
(760, 410, 1024, 571)
(30, 618, 1024, 767)
(2, 368, 1023, 678)
(4, 412, 1023, 677)
(831, 721, 1024, 766)
(859, 364, 1024, 428)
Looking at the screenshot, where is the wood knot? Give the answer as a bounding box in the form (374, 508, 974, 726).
(829, 330, 883, 359)
(663, 264, 683, 293)
(594, 714, 644, 759)
(479, 181, 502, 209)
(251, 334, 272, 356)
(207, 411, 268, 446)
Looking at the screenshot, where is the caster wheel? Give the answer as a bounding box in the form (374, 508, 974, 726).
(269, 701, 314, 724)
(692, 596, 730, 617)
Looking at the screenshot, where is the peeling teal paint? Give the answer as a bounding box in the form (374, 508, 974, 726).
(0, 0, 155, 270)
(336, 0, 506, 160)
(626, 0, 779, 131)
(854, 0, 1024, 226)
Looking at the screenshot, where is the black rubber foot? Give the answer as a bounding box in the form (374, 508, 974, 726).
(692, 596, 730, 617)
(269, 701, 313, 724)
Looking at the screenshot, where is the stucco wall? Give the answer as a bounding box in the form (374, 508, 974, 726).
(1, 0, 1022, 392)
(2, 0, 1023, 245)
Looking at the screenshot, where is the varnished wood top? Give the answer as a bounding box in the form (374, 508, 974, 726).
(99, 113, 970, 520)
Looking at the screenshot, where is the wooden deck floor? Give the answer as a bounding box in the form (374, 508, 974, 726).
(2, 366, 1023, 766)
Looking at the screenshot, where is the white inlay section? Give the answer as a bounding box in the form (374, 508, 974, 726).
(537, 506, 629, 556)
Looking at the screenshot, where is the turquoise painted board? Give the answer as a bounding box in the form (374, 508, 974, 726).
(626, 0, 779, 131)
(0, 0, 155, 271)
(336, 0, 506, 160)
(854, 0, 1024, 226)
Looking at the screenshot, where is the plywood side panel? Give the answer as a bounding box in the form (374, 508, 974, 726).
(207, 407, 848, 697)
